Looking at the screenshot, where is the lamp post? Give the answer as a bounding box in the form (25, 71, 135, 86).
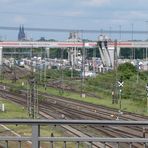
(131, 23, 134, 41)
(59, 48, 64, 95)
(119, 25, 122, 41)
(136, 59, 139, 84)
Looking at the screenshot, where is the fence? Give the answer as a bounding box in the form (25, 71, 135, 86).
(0, 119, 148, 148)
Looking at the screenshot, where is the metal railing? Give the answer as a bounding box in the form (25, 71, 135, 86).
(0, 119, 148, 148)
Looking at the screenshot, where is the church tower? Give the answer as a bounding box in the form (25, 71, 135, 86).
(18, 25, 26, 41)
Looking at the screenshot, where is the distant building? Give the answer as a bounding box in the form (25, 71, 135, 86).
(67, 32, 81, 42)
(38, 37, 46, 41)
(18, 25, 26, 41)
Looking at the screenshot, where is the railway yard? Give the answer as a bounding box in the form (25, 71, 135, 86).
(0, 64, 148, 148)
(1, 0, 148, 147)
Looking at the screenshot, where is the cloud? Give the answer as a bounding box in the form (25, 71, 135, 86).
(81, 0, 111, 6)
(128, 11, 148, 20)
(110, 10, 148, 22)
(1, 0, 23, 4)
(62, 11, 83, 17)
(13, 15, 27, 24)
(1, 0, 13, 3)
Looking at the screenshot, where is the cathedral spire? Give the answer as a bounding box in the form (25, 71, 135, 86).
(18, 25, 26, 41)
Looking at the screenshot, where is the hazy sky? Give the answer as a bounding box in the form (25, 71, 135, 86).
(0, 0, 148, 40)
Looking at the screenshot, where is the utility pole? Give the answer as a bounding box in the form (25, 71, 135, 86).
(27, 64, 38, 119)
(118, 77, 124, 111)
(116, 77, 124, 120)
(59, 48, 64, 95)
(81, 40, 85, 98)
(119, 25, 122, 41)
(93, 48, 96, 73)
(43, 48, 47, 90)
(146, 48, 148, 71)
(146, 83, 148, 113)
(0, 57, 4, 83)
(113, 40, 118, 104)
(136, 59, 139, 84)
(43, 61, 47, 90)
(70, 48, 74, 79)
(131, 23, 134, 41)
(131, 24, 135, 60)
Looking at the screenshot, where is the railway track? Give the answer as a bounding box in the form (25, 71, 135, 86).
(0, 85, 147, 147)
(0, 91, 111, 148)
(2, 64, 30, 80)
(47, 79, 102, 99)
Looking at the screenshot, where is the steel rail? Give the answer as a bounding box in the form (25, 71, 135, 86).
(0, 119, 148, 125)
(0, 136, 147, 143)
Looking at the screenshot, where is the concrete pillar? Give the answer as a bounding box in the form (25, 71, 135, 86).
(68, 48, 70, 62)
(117, 47, 120, 58)
(30, 48, 33, 58)
(73, 47, 77, 65)
(69, 48, 74, 66)
(45, 47, 50, 58)
(71, 48, 74, 66)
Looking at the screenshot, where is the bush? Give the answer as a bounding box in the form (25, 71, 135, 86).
(117, 63, 137, 80)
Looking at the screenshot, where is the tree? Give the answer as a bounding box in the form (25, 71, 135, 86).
(117, 62, 137, 80)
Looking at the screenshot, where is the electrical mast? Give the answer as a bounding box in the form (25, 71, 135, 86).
(27, 64, 38, 119)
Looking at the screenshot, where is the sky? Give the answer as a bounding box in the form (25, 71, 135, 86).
(0, 0, 148, 41)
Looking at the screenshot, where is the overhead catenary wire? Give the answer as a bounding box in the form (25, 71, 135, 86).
(1, 26, 148, 34)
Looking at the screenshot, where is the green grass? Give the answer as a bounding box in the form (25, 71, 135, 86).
(2, 77, 148, 115)
(0, 97, 89, 148)
(1, 70, 148, 116)
(39, 85, 148, 115)
(0, 98, 28, 119)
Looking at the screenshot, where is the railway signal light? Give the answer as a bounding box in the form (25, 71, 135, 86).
(118, 81, 124, 88)
(117, 76, 124, 119)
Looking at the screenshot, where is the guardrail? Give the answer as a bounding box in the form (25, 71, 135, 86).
(0, 120, 148, 148)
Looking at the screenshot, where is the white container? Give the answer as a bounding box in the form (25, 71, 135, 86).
(81, 93, 86, 98)
(1, 104, 5, 112)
